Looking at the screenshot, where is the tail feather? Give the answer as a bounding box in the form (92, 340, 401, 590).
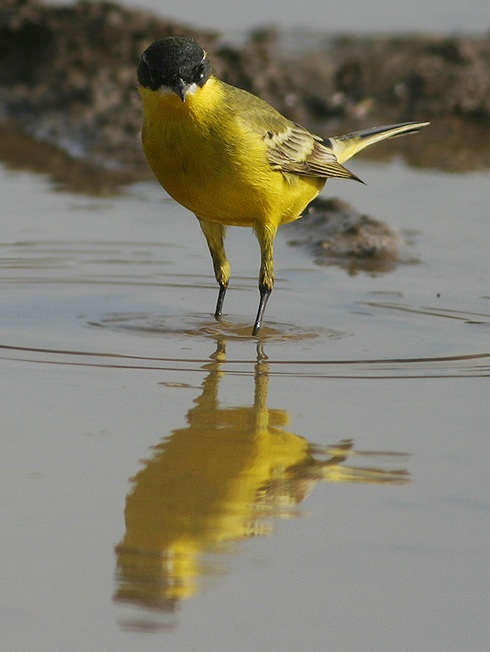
(329, 121, 430, 164)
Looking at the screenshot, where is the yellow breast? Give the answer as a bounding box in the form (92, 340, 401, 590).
(138, 79, 324, 228)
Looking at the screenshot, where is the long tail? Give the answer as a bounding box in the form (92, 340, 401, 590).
(328, 121, 430, 165)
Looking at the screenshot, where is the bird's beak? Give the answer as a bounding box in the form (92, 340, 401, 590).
(175, 78, 189, 102)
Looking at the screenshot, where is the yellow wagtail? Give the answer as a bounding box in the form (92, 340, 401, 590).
(137, 37, 429, 335)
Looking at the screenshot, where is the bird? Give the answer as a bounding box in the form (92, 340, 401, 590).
(137, 36, 429, 335)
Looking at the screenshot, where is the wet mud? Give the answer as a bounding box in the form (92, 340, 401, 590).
(285, 198, 403, 274)
(1, 0, 489, 171)
(1, 0, 489, 266)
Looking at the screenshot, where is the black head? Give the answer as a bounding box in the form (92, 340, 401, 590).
(137, 37, 212, 100)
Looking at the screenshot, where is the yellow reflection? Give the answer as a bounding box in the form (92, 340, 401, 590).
(114, 340, 409, 614)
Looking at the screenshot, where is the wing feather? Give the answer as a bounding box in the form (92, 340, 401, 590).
(264, 124, 360, 181)
(224, 83, 361, 181)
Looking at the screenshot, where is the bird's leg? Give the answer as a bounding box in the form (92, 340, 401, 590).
(253, 287, 271, 336)
(253, 223, 277, 336)
(215, 283, 227, 318)
(198, 218, 230, 319)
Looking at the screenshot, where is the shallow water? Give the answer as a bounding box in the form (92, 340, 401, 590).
(1, 143, 490, 651)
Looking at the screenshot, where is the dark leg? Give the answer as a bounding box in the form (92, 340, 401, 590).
(198, 218, 230, 320)
(215, 283, 227, 318)
(253, 223, 277, 335)
(252, 286, 271, 336)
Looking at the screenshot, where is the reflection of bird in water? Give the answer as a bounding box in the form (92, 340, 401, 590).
(114, 340, 409, 618)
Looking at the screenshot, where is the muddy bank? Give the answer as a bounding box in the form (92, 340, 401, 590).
(285, 198, 404, 274)
(1, 0, 489, 268)
(1, 0, 490, 175)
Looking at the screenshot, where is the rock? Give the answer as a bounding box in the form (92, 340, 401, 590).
(285, 198, 403, 273)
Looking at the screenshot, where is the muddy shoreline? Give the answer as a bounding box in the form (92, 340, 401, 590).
(1, 0, 489, 175)
(1, 0, 489, 265)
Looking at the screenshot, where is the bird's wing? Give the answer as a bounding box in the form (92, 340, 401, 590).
(224, 83, 360, 181)
(264, 123, 360, 181)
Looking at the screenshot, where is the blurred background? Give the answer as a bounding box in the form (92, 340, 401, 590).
(47, 0, 490, 33)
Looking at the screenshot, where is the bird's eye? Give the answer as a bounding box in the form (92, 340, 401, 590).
(195, 65, 205, 80)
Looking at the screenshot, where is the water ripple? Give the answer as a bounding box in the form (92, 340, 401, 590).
(0, 341, 488, 378)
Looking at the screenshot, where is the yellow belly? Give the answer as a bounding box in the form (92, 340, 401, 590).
(140, 86, 324, 228)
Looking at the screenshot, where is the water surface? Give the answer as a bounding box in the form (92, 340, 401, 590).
(1, 135, 490, 651)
